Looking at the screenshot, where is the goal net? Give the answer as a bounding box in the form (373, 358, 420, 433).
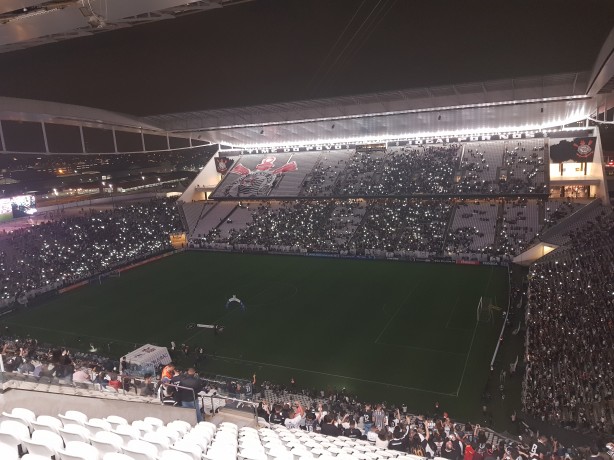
(477, 296, 493, 322)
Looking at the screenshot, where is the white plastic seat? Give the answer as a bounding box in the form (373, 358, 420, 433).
(159, 450, 194, 460)
(196, 421, 216, 434)
(218, 423, 238, 434)
(25, 429, 64, 455)
(22, 438, 60, 458)
(204, 447, 238, 460)
(2, 412, 34, 430)
(3, 407, 36, 428)
(103, 454, 135, 460)
(132, 420, 154, 435)
(113, 424, 141, 443)
(32, 415, 63, 434)
(191, 425, 214, 441)
(266, 447, 292, 460)
(59, 424, 91, 444)
(239, 439, 263, 449)
(11, 407, 36, 421)
(104, 415, 128, 430)
(142, 431, 170, 453)
(239, 448, 267, 460)
(58, 411, 88, 426)
(58, 440, 99, 460)
(143, 417, 164, 428)
(94, 430, 124, 447)
(0, 442, 19, 460)
(22, 454, 53, 460)
(172, 440, 203, 460)
(85, 418, 112, 434)
(181, 432, 210, 451)
(0, 419, 30, 439)
(123, 439, 159, 458)
(91, 438, 122, 457)
(167, 420, 191, 436)
(156, 426, 180, 442)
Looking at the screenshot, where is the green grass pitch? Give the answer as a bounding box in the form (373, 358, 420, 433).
(4, 251, 508, 420)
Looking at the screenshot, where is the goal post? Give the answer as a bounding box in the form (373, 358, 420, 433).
(477, 296, 493, 323)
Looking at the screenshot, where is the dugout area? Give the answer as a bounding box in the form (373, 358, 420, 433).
(4, 251, 508, 420)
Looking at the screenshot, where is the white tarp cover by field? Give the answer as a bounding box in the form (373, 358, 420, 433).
(125, 344, 171, 367)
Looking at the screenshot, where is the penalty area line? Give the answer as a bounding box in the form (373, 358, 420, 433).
(374, 286, 417, 345)
(210, 354, 457, 397)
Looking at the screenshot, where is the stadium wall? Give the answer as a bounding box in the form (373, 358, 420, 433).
(179, 146, 221, 203)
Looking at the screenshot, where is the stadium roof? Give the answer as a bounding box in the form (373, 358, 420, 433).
(146, 71, 594, 146)
(0, 1, 612, 152)
(0, 0, 612, 116)
(0, 0, 251, 53)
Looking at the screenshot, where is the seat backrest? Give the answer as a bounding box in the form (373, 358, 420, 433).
(22, 439, 58, 457)
(0, 419, 30, 440)
(62, 423, 91, 437)
(59, 424, 91, 444)
(121, 446, 157, 460)
(64, 411, 88, 424)
(114, 424, 141, 438)
(105, 415, 128, 426)
(58, 451, 96, 460)
(32, 429, 64, 449)
(11, 408, 36, 423)
(180, 432, 209, 450)
(167, 420, 190, 435)
(91, 438, 122, 456)
(102, 453, 134, 460)
(142, 431, 170, 451)
(22, 454, 54, 460)
(86, 418, 112, 430)
(37, 415, 63, 428)
(143, 417, 163, 428)
(131, 420, 154, 434)
(94, 430, 124, 447)
(159, 449, 193, 460)
(156, 426, 180, 442)
(0, 442, 19, 460)
(65, 440, 99, 457)
(2, 412, 33, 428)
(126, 439, 159, 457)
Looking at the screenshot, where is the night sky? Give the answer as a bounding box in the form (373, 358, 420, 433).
(0, 0, 612, 116)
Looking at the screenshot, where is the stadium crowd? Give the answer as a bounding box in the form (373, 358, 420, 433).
(524, 210, 614, 435)
(194, 198, 584, 260)
(197, 199, 455, 256)
(216, 142, 546, 199)
(0, 336, 149, 394)
(0, 198, 181, 302)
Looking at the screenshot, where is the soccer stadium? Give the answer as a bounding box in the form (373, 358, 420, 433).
(0, 1, 612, 459)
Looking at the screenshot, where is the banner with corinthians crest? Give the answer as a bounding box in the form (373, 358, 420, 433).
(550, 137, 597, 163)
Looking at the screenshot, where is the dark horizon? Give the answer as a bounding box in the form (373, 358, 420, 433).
(0, 0, 612, 116)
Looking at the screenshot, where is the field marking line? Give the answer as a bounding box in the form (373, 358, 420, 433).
(375, 341, 466, 356)
(374, 287, 417, 344)
(455, 321, 478, 396)
(209, 354, 457, 397)
(454, 266, 496, 396)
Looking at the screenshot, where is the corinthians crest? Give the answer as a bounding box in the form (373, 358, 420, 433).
(222, 156, 298, 197)
(573, 138, 594, 159)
